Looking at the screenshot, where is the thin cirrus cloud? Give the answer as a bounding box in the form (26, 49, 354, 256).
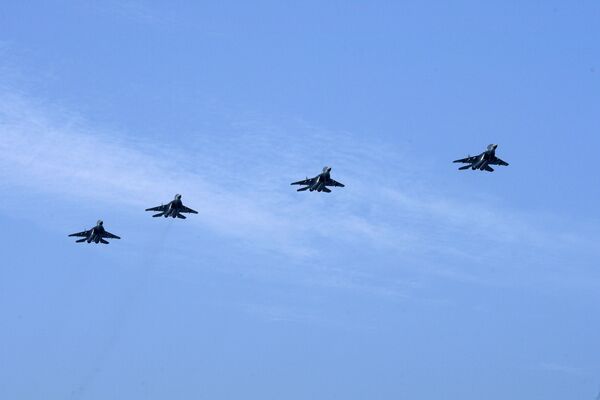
(0, 89, 594, 283)
(0, 92, 309, 253)
(537, 362, 584, 377)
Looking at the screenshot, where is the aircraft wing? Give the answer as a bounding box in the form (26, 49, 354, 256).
(180, 205, 198, 214)
(145, 204, 168, 212)
(490, 157, 509, 166)
(102, 231, 121, 240)
(453, 155, 478, 164)
(291, 177, 316, 186)
(68, 229, 90, 237)
(326, 178, 345, 187)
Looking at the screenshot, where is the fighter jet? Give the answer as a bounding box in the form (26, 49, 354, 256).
(453, 144, 509, 172)
(145, 194, 198, 219)
(68, 220, 121, 244)
(291, 166, 345, 192)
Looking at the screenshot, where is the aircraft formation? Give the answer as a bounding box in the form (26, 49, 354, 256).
(69, 144, 508, 243)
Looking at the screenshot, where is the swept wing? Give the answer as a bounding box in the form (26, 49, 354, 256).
(326, 178, 345, 187)
(102, 231, 121, 240)
(490, 157, 509, 166)
(291, 177, 316, 186)
(180, 205, 198, 214)
(68, 230, 90, 238)
(453, 155, 479, 164)
(145, 204, 168, 212)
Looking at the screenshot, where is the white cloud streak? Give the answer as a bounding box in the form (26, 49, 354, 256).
(537, 362, 584, 377)
(0, 89, 596, 291)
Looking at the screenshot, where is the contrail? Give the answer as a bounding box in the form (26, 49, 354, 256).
(69, 221, 173, 399)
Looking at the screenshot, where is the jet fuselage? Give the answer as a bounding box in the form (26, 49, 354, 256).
(471, 145, 497, 170)
(87, 222, 105, 243)
(165, 195, 184, 217)
(310, 167, 332, 192)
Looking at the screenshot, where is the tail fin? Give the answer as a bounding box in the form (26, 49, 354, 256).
(176, 213, 187, 219)
(484, 165, 495, 172)
(321, 187, 331, 193)
(100, 239, 110, 244)
(76, 238, 87, 243)
(153, 213, 164, 217)
(458, 165, 471, 170)
(297, 186, 310, 192)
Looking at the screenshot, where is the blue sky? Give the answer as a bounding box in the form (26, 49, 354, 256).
(0, 1, 599, 399)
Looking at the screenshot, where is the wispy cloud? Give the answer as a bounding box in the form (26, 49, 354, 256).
(0, 88, 597, 293)
(537, 362, 584, 377)
(87, 1, 168, 26)
(0, 94, 303, 253)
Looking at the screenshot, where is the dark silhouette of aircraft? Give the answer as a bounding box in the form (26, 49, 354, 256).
(453, 144, 509, 172)
(291, 167, 345, 192)
(69, 220, 121, 244)
(145, 194, 198, 219)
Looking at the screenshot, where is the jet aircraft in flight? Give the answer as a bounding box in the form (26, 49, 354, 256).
(68, 220, 121, 244)
(291, 167, 345, 192)
(145, 194, 198, 219)
(453, 144, 509, 172)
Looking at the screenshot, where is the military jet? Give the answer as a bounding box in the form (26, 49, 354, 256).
(453, 144, 509, 172)
(145, 194, 198, 219)
(68, 220, 121, 244)
(291, 166, 345, 192)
